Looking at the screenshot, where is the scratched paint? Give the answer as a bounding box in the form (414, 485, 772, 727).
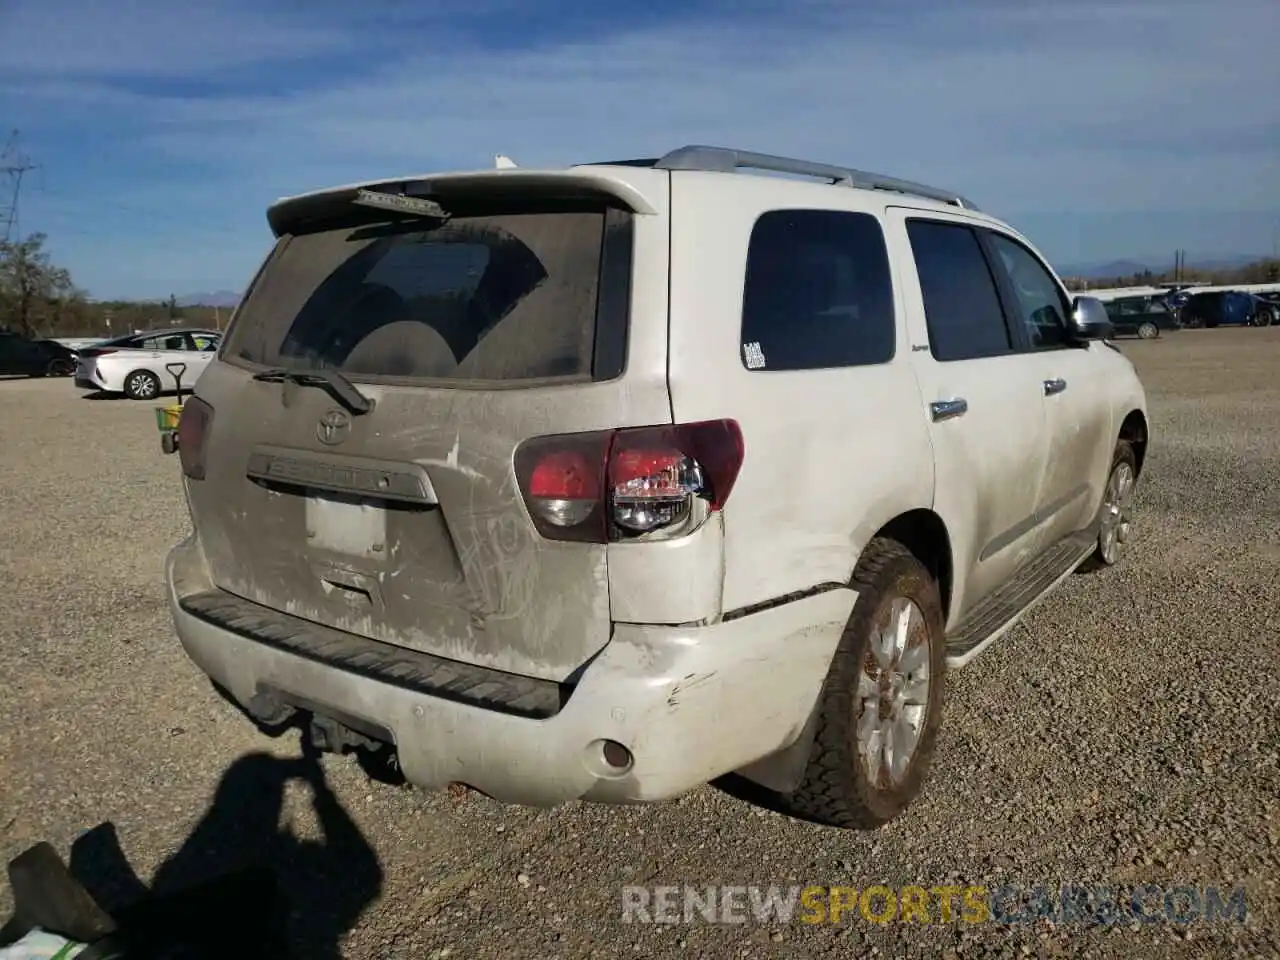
(182, 346, 672, 683)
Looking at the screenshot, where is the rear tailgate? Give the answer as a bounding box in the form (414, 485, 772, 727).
(185, 171, 672, 683)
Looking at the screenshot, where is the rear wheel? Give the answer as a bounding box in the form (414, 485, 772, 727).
(1137, 321, 1159, 339)
(124, 369, 161, 400)
(783, 538, 946, 829)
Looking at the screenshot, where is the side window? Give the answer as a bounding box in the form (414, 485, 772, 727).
(740, 209, 895, 371)
(905, 219, 1012, 362)
(138, 334, 186, 351)
(985, 232, 1073, 350)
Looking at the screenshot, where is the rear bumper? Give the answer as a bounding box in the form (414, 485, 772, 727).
(166, 534, 855, 807)
(74, 362, 107, 391)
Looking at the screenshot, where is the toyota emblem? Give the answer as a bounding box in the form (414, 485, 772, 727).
(317, 408, 352, 445)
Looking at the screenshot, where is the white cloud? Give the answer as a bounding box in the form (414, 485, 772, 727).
(2, 0, 1277, 297)
(0, 0, 354, 76)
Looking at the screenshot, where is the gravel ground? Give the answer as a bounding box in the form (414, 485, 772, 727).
(1, 328, 1278, 959)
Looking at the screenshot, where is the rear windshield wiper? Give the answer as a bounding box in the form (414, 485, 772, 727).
(252, 366, 374, 414)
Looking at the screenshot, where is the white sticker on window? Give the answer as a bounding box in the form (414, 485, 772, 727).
(743, 341, 767, 369)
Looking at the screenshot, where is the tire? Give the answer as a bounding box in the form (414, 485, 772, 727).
(782, 538, 946, 829)
(46, 357, 74, 377)
(1137, 321, 1159, 340)
(1080, 440, 1137, 573)
(123, 369, 161, 400)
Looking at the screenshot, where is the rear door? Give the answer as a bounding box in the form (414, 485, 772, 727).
(132, 333, 197, 391)
(663, 176, 932, 618)
(181, 332, 220, 385)
(186, 178, 671, 682)
(887, 208, 1051, 620)
(1105, 299, 1139, 335)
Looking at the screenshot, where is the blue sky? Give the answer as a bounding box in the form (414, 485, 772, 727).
(1, 0, 1277, 300)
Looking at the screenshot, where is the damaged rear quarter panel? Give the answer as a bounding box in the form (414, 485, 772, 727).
(663, 175, 937, 614)
(581, 586, 858, 801)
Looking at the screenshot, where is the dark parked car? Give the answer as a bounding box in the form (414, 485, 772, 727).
(1253, 292, 1280, 323)
(1103, 295, 1181, 339)
(0, 331, 78, 377)
(1179, 290, 1273, 328)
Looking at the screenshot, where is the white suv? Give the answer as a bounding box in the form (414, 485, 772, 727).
(164, 145, 1148, 829)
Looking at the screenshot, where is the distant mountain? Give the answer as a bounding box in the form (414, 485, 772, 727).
(1057, 253, 1270, 279)
(1181, 254, 1274, 271)
(176, 290, 240, 308)
(1058, 260, 1154, 279)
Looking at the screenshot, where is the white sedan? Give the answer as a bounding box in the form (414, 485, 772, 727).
(74, 328, 222, 400)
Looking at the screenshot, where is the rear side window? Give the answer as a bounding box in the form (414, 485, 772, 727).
(906, 220, 1012, 362)
(225, 203, 631, 385)
(140, 334, 187, 351)
(740, 209, 895, 371)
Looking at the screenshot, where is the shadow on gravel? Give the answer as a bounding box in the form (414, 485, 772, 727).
(78, 392, 189, 401)
(710, 773, 826, 826)
(59, 737, 382, 958)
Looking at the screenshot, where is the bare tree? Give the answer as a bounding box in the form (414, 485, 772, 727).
(0, 232, 76, 336)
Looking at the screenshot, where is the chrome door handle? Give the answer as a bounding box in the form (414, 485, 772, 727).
(1043, 378, 1067, 396)
(929, 398, 968, 422)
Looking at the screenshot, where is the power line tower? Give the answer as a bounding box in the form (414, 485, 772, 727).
(2, 129, 40, 243)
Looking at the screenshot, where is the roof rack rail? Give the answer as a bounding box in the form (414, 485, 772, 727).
(641, 145, 979, 211)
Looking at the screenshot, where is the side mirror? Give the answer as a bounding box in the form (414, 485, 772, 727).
(1069, 296, 1114, 341)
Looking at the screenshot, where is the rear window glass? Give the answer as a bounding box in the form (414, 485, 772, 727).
(225, 206, 624, 384)
(740, 209, 895, 371)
